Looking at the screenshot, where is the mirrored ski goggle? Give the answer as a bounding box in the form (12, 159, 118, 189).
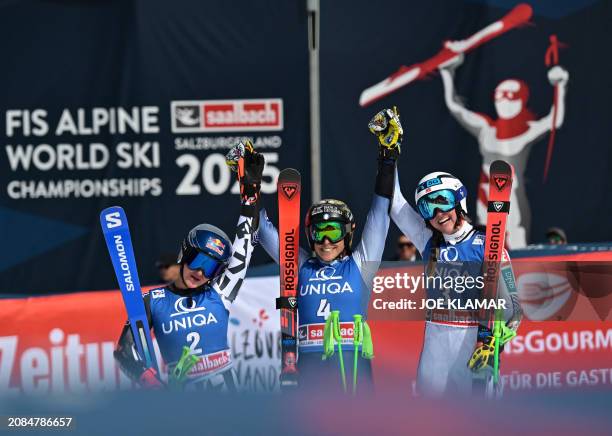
(416, 189, 458, 220)
(310, 221, 346, 244)
(184, 251, 226, 278)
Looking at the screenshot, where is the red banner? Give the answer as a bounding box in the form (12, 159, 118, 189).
(1, 260, 610, 395)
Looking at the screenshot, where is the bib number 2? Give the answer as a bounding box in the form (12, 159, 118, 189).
(186, 332, 202, 355)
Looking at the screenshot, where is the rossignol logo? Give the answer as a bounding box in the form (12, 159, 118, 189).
(281, 184, 298, 200)
(493, 175, 509, 191)
(493, 201, 504, 212)
(288, 297, 297, 308)
(485, 220, 503, 284)
(171, 99, 283, 133)
(282, 228, 297, 292)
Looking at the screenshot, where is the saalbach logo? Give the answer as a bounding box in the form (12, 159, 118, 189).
(171, 99, 283, 133)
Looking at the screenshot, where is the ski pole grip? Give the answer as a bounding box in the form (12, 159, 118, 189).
(353, 314, 363, 344)
(331, 311, 342, 341)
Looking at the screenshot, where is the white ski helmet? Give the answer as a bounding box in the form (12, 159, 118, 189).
(415, 172, 468, 219)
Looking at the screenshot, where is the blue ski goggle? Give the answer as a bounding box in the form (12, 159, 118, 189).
(184, 251, 227, 278)
(416, 189, 458, 220)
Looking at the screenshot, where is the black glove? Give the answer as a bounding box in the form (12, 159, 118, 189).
(239, 145, 265, 206)
(226, 140, 265, 217)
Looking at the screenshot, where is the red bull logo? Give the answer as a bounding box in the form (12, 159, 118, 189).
(206, 237, 225, 256)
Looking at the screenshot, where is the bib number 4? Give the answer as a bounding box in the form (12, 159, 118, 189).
(317, 299, 331, 319)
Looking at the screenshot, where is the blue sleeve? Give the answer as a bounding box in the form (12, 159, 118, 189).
(390, 166, 432, 255)
(352, 194, 391, 285)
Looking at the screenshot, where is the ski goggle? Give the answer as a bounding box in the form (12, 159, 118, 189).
(416, 189, 458, 220)
(184, 251, 227, 278)
(494, 90, 521, 101)
(310, 221, 346, 244)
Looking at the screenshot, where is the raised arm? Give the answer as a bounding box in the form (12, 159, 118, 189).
(258, 207, 309, 267)
(352, 194, 390, 284)
(439, 54, 490, 137)
(214, 213, 258, 308)
(215, 142, 264, 308)
(390, 167, 432, 255)
(351, 108, 403, 284)
(520, 65, 569, 143)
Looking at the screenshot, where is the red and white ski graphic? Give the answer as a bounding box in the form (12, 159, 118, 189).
(359, 3, 532, 107)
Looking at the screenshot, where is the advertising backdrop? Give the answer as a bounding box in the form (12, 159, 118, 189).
(2, 0, 612, 295)
(0, 0, 310, 294)
(1, 247, 610, 395)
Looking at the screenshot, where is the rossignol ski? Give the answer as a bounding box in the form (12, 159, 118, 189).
(481, 160, 513, 389)
(275, 169, 301, 389)
(100, 206, 158, 373)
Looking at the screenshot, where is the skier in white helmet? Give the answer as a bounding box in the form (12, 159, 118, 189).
(377, 109, 523, 396)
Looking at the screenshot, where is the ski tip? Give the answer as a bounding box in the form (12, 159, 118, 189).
(278, 168, 301, 182)
(515, 3, 533, 20)
(490, 160, 513, 175)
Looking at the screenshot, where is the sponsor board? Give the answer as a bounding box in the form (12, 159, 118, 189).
(171, 99, 283, 133)
(0, 276, 610, 395)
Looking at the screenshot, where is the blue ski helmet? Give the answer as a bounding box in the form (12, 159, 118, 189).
(178, 224, 232, 280)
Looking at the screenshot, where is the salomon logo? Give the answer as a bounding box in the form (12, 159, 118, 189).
(282, 184, 297, 200)
(493, 202, 504, 212)
(104, 212, 122, 229)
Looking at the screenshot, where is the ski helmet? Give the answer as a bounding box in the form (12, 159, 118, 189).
(178, 223, 232, 280)
(305, 199, 356, 251)
(415, 172, 467, 220)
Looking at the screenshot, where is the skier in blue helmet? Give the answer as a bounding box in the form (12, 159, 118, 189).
(114, 142, 264, 391)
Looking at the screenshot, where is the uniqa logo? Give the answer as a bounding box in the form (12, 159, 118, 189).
(309, 266, 342, 282)
(162, 297, 217, 334)
(440, 246, 459, 262)
(170, 297, 206, 317)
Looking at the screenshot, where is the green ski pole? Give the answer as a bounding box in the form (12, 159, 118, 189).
(493, 310, 502, 386)
(353, 314, 362, 395)
(331, 311, 347, 392)
(169, 346, 199, 390)
(493, 309, 517, 388)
